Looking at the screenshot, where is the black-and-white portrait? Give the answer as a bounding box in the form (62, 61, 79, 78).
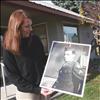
(40, 41, 91, 97)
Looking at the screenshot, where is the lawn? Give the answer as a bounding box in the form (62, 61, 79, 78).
(57, 71, 100, 100)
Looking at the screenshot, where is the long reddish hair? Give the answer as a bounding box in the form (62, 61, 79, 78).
(3, 9, 27, 55)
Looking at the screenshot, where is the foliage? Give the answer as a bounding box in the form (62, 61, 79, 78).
(51, 0, 97, 13)
(57, 72, 100, 100)
(52, 0, 100, 30)
(52, 0, 81, 13)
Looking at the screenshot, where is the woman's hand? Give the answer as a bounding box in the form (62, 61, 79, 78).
(41, 88, 53, 96)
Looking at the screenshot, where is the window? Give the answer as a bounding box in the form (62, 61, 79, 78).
(63, 26, 78, 42)
(33, 23, 48, 54)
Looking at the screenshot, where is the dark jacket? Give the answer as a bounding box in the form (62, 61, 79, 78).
(3, 34, 46, 94)
(52, 62, 74, 92)
(52, 61, 84, 94)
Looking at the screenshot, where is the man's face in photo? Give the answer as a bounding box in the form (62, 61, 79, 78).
(64, 50, 75, 62)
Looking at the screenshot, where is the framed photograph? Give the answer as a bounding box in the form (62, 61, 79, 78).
(40, 41, 91, 97)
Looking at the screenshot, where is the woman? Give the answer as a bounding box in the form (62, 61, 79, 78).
(3, 9, 51, 100)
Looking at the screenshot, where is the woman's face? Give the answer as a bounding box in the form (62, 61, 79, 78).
(21, 18, 32, 37)
(64, 50, 75, 62)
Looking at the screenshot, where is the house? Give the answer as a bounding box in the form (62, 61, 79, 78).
(1, 0, 96, 55)
(1, 0, 100, 99)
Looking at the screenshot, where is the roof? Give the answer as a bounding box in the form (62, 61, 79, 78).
(30, 1, 96, 24)
(3, 0, 95, 24)
(31, 1, 83, 18)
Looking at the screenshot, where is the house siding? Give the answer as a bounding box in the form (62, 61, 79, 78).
(78, 24, 93, 44)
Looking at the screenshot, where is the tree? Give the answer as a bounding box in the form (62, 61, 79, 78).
(52, 0, 100, 27)
(80, 1, 100, 23)
(52, 0, 97, 13)
(80, 1, 100, 56)
(52, 0, 83, 13)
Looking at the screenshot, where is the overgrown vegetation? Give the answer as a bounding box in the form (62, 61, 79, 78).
(57, 71, 100, 100)
(52, 0, 98, 13)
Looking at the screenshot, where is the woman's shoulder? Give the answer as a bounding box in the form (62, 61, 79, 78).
(31, 34, 42, 44)
(31, 34, 40, 40)
(3, 48, 14, 57)
(3, 48, 12, 54)
(3, 48, 16, 62)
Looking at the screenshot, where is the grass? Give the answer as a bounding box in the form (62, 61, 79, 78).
(57, 71, 100, 100)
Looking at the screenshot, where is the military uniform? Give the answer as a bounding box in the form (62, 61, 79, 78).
(52, 61, 85, 94)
